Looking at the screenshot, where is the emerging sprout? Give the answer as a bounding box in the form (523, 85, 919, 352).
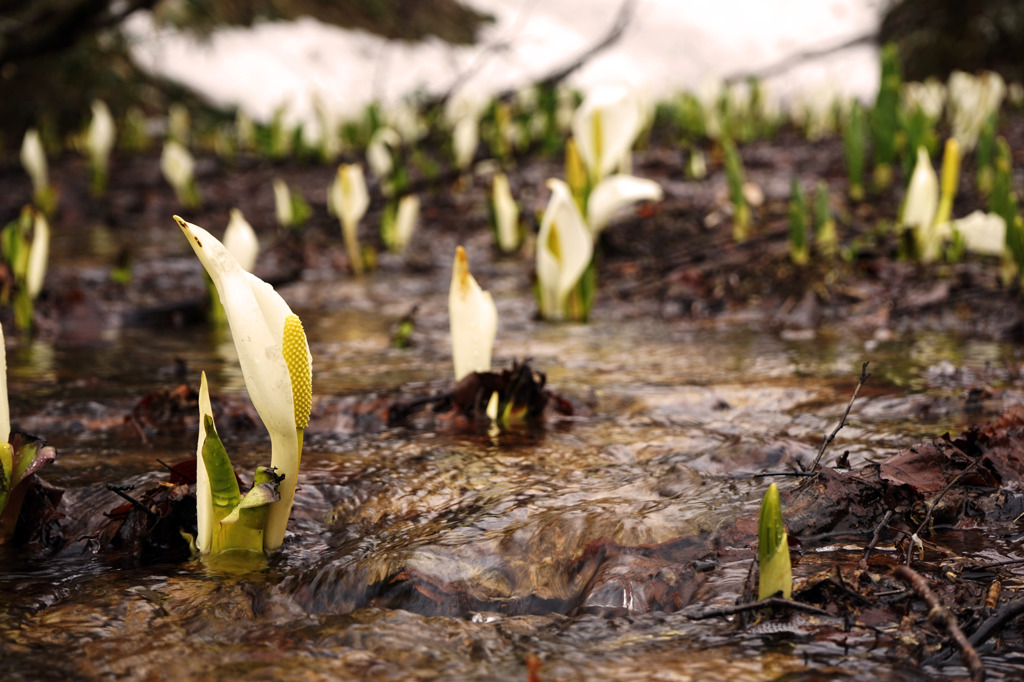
(20, 129, 48, 201)
(536, 179, 594, 321)
(758, 482, 792, 600)
(328, 164, 370, 275)
(449, 246, 497, 382)
(367, 127, 401, 185)
(0, 322, 57, 543)
(948, 70, 1006, 152)
(788, 178, 809, 266)
(813, 182, 838, 259)
(1, 207, 50, 331)
(391, 194, 419, 254)
(86, 100, 116, 195)
(933, 138, 962, 229)
(842, 100, 866, 201)
(160, 140, 200, 207)
(722, 138, 750, 242)
(446, 92, 487, 171)
(491, 173, 521, 253)
(273, 178, 310, 230)
(176, 216, 312, 553)
(901, 147, 940, 261)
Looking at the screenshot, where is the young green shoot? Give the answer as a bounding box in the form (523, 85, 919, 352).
(0, 322, 57, 543)
(722, 138, 750, 242)
(813, 182, 838, 259)
(870, 43, 902, 192)
(788, 178, 809, 265)
(843, 100, 867, 201)
(86, 100, 116, 196)
(758, 482, 792, 600)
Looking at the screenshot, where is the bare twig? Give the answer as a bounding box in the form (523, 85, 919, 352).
(893, 565, 985, 682)
(722, 32, 876, 86)
(683, 597, 830, 620)
(969, 596, 1024, 650)
(910, 441, 982, 542)
(105, 483, 157, 519)
(436, 0, 637, 108)
(859, 509, 893, 571)
(809, 362, 870, 471)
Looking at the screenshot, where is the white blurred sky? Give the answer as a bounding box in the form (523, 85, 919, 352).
(126, 0, 881, 126)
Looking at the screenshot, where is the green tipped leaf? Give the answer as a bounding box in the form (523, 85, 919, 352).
(201, 415, 241, 510)
(758, 482, 792, 600)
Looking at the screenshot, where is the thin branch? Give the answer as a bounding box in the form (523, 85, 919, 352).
(969, 596, 1024, 650)
(105, 483, 157, 519)
(722, 32, 877, 86)
(911, 441, 982, 541)
(893, 565, 984, 682)
(682, 597, 830, 620)
(809, 362, 870, 471)
(859, 509, 893, 571)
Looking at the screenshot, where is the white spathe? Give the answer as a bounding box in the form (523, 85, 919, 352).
(160, 140, 195, 195)
(273, 178, 293, 227)
(572, 85, 643, 183)
(224, 208, 259, 272)
(195, 371, 215, 553)
(25, 212, 49, 300)
(492, 172, 519, 253)
(87, 100, 116, 173)
(953, 210, 1006, 257)
(392, 194, 420, 253)
(536, 179, 594, 320)
(587, 174, 663, 237)
(366, 127, 401, 180)
(902, 147, 939, 226)
(948, 70, 1006, 152)
(330, 164, 370, 231)
(176, 215, 311, 552)
(449, 246, 498, 382)
(20, 129, 48, 195)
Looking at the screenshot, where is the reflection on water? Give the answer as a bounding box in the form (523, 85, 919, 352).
(2, 278, 1022, 679)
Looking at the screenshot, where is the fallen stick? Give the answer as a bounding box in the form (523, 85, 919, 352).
(682, 596, 829, 620)
(893, 565, 984, 682)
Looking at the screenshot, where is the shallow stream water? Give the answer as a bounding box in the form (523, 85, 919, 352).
(3, 254, 1024, 680)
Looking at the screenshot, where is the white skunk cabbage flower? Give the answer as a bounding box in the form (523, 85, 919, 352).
(273, 178, 293, 228)
(87, 100, 116, 178)
(329, 164, 370, 275)
(948, 70, 1006, 151)
(902, 78, 947, 120)
(20, 129, 48, 195)
(224, 208, 259, 272)
(366, 127, 401, 180)
(392, 194, 420, 253)
(176, 216, 312, 552)
(536, 179, 594, 320)
(572, 85, 643, 183)
(953, 210, 1006, 257)
(587, 174, 663, 237)
(446, 92, 487, 171)
(492, 172, 520, 253)
(25, 212, 49, 300)
(160, 140, 195, 200)
(449, 246, 497, 382)
(902, 147, 939, 259)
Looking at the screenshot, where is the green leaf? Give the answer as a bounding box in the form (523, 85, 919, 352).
(201, 415, 240, 511)
(758, 482, 792, 600)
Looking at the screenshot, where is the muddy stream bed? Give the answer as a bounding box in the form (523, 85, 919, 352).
(4, 141, 1024, 680)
